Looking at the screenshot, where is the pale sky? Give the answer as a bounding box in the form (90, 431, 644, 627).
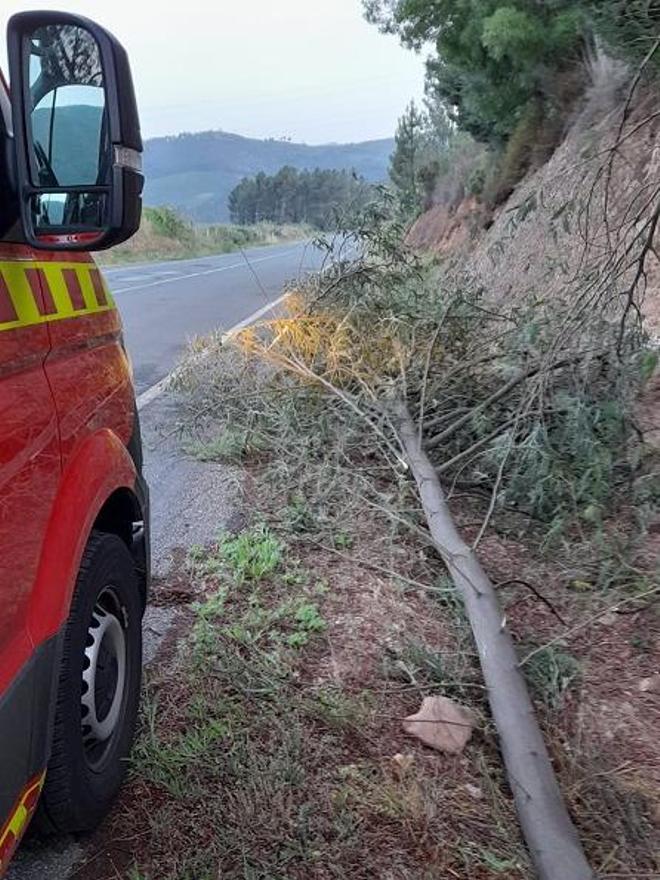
(1, 0, 425, 143)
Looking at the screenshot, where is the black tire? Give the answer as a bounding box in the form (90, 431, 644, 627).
(36, 532, 142, 834)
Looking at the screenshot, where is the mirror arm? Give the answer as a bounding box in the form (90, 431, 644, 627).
(0, 134, 19, 239)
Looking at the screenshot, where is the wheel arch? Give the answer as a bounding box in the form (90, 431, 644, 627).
(27, 428, 148, 647)
(93, 486, 149, 610)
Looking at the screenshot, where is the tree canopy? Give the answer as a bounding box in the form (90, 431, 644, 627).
(364, 1, 586, 144)
(228, 167, 373, 230)
(389, 102, 429, 214)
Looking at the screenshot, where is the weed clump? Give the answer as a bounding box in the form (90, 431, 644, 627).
(98, 205, 311, 266)
(127, 527, 529, 880)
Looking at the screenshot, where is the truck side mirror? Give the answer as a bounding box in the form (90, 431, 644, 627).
(7, 11, 143, 251)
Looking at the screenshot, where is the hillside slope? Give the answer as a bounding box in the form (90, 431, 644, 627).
(143, 131, 393, 222)
(409, 86, 660, 334)
(407, 87, 660, 826)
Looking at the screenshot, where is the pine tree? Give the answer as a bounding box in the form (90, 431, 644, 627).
(227, 168, 372, 229)
(389, 101, 428, 214)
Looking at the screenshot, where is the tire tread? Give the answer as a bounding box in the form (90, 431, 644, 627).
(35, 531, 141, 834)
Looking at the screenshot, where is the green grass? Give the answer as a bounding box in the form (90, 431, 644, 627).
(287, 601, 327, 647)
(522, 644, 581, 708)
(129, 532, 351, 877)
(125, 526, 529, 880)
(215, 524, 283, 583)
(186, 525, 284, 585)
(184, 428, 268, 464)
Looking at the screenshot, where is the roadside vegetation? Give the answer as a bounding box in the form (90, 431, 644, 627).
(98, 206, 311, 266)
(86, 3, 660, 877)
(94, 517, 532, 879)
(166, 178, 658, 876)
(375, 0, 660, 216)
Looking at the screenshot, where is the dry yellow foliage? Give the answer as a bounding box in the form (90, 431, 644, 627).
(234, 290, 434, 396)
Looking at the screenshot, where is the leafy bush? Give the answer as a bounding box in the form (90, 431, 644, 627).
(389, 100, 490, 214)
(99, 206, 311, 266)
(588, 1, 660, 66)
(144, 206, 193, 241)
(466, 163, 488, 198)
(482, 102, 543, 206)
(182, 193, 656, 554)
(523, 645, 581, 708)
(500, 389, 635, 534)
(216, 525, 283, 584)
(367, 1, 660, 207)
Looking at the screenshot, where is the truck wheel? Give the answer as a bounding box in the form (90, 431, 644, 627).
(37, 532, 142, 833)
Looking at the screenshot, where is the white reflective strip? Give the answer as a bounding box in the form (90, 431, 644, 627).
(114, 145, 142, 172)
(0, 75, 12, 136)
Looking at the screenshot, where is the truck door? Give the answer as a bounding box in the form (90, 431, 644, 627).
(0, 243, 60, 827)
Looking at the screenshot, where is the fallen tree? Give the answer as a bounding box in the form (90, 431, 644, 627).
(180, 97, 660, 872)
(394, 400, 593, 880)
(217, 250, 651, 876)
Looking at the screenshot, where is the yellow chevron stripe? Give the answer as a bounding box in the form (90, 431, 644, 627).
(0, 262, 114, 331)
(0, 773, 45, 869)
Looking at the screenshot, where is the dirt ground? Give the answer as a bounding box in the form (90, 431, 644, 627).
(60, 453, 659, 880)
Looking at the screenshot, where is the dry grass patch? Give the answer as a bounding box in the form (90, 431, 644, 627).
(98, 207, 310, 266)
(76, 521, 531, 880)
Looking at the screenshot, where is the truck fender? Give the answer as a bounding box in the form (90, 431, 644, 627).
(27, 429, 138, 647)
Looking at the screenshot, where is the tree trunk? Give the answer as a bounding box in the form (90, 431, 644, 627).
(394, 401, 593, 880)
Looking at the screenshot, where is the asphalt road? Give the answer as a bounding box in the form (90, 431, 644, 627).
(109, 240, 325, 580)
(7, 239, 323, 880)
(106, 239, 324, 394)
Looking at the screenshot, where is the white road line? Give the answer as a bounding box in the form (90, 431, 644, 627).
(136, 291, 290, 412)
(102, 241, 308, 277)
(220, 291, 289, 344)
(113, 248, 300, 295)
(135, 374, 173, 411)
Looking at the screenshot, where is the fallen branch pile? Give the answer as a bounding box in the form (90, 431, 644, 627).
(180, 92, 660, 876)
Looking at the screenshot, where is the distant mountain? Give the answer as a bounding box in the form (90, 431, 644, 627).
(31, 108, 393, 223)
(143, 130, 394, 222)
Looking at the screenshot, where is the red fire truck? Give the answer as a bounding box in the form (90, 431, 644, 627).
(0, 12, 148, 873)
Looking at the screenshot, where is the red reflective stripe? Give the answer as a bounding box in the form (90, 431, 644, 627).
(0, 273, 18, 323)
(25, 268, 57, 316)
(89, 269, 107, 306)
(0, 828, 17, 866)
(62, 268, 86, 311)
(23, 784, 41, 811)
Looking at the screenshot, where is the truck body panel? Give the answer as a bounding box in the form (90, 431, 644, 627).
(0, 21, 148, 870)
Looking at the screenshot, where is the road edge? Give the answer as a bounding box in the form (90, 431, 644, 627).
(136, 291, 290, 412)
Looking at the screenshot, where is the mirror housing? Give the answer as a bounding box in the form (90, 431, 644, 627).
(7, 11, 143, 251)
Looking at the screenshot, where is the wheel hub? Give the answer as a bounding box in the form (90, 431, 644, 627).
(81, 590, 127, 765)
